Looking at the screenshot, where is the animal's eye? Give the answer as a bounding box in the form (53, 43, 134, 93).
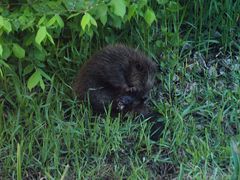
(135, 63, 144, 72)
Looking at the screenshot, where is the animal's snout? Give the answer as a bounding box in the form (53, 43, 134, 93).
(141, 94, 148, 101)
(146, 78, 154, 91)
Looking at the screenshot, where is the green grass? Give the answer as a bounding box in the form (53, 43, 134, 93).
(1, 47, 239, 179)
(1, 0, 240, 179)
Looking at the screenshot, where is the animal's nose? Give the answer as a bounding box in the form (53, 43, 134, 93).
(141, 95, 148, 101)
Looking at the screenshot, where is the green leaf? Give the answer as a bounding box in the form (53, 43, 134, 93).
(23, 64, 34, 76)
(21, 17, 35, 31)
(38, 16, 46, 26)
(46, 32, 55, 45)
(144, 8, 156, 26)
(47, 1, 65, 13)
(167, 1, 181, 12)
(39, 78, 45, 90)
(55, 15, 64, 28)
(67, 12, 80, 19)
(33, 48, 46, 61)
(157, 0, 169, 5)
(46, 16, 56, 27)
(0, 44, 2, 57)
(3, 19, 12, 33)
(81, 13, 97, 31)
(12, 43, 25, 59)
(111, 15, 122, 28)
(2, 45, 11, 60)
(110, 0, 126, 18)
(38, 69, 51, 81)
(35, 26, 47, 45)
(93, 3, 107, 25)
(46, 15, 64, 28)
(27, 70, 42, 91)
(81, 13, 91, 31)
(95, 4, 108, 18)
(127, 4, 137, 20)
(100, 15, 107, 25)
(138, 0, 147, 8)
(90, 17, 97, 27)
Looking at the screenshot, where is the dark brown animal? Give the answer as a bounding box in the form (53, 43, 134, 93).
(73, 44, 157, 115)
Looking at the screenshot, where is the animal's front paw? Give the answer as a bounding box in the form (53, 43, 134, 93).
(116, 96, 135, 111)
(117, 101, 125, 111)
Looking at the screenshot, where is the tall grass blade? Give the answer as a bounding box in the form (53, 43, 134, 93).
(17, 143, 22, 180)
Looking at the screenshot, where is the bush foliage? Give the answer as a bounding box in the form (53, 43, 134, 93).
(0, 0, 239, 90)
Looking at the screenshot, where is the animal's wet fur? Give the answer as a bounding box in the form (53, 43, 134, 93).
(73, 44, 157, 115)
(73, 44, 164, 141)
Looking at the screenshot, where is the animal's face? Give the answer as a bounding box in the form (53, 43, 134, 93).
(128, 57, 157, 99)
